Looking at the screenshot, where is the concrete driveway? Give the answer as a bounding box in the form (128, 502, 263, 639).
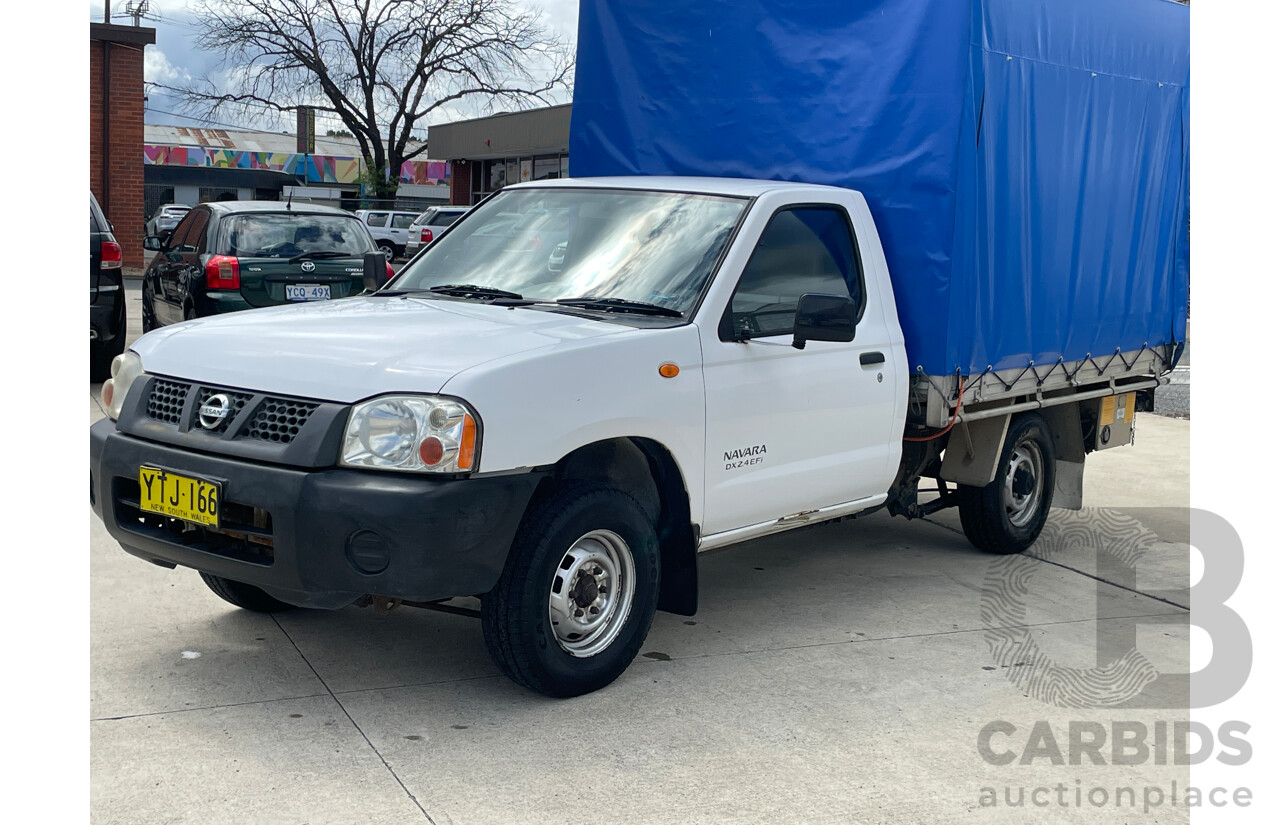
(91, 284, 1191, 824)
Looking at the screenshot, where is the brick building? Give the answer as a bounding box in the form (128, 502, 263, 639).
(90, 23, 155, 270)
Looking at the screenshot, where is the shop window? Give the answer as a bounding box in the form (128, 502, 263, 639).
(534, 156, 560, 180)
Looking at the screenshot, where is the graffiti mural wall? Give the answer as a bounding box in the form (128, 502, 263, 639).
(143, 145, 362, 184)
(144, 145, 451, 188)
(399, 160, 450, 185)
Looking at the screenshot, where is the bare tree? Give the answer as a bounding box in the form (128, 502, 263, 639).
(161, 0, 573, 199)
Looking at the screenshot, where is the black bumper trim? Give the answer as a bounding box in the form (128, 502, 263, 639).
(91, 418, 545, 608)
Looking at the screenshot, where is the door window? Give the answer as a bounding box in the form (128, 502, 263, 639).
(365, 211, 389, 227)
(173, 210, 209, 254)
(165, 210, 201, 252)
(721, 207, 862, 341)
(391, 213, 417, 229)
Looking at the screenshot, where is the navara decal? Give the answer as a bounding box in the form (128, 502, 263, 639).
(724, 444, 767, 470)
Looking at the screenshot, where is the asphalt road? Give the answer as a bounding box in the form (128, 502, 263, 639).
(91, 282, 1194, 823)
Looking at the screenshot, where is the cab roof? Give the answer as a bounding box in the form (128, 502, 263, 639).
(502, 175, 856, 199)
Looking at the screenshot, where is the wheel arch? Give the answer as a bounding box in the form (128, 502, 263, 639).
(541, 436, 698, 616)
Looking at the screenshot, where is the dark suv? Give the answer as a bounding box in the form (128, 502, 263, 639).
(141, 201, 390, 329)
(90, 193, 126, 381)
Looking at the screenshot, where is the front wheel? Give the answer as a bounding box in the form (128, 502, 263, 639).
(482, 482, 660, 697)
(957, 413, 1056, 554)
(199, 573, 297, 613)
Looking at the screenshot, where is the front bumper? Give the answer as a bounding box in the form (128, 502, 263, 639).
(90, 418, 544, 608)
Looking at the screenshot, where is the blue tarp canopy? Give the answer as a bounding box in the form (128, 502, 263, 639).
(570, 0, 1190, 375)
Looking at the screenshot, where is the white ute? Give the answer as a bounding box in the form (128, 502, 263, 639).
(91, 177, 1163, 696)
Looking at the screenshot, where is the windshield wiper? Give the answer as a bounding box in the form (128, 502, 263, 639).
(428, 284, 524, 300)
(555, 297, 684, 317)
(368, 288, 432, 296)
(288, 250, 351, 263)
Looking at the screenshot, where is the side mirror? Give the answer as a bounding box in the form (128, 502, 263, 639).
(142, 235, 164, 251)
(363, 251, 389, 292)
(792, 293, 857, 350)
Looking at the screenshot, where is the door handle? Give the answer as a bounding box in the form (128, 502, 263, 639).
(860, 351, 885, 367)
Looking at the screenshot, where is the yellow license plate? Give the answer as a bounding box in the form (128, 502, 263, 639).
(138, 466, 220, 527)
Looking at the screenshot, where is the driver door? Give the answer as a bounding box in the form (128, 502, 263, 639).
(700, 205, 901, 536)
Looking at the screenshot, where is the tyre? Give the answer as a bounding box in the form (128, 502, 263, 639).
(199, 572, 297, 613)
(957, 413, 1056, 555)
(482, 482, 661, 697)
(141, 286, 157, 333)
(378, 242, 396, 262)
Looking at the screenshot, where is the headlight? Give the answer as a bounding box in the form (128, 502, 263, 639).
(101, 351, 143, 421)
(341, 395, 480, 473)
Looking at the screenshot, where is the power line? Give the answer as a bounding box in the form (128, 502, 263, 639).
(139, 11, 204, 32)
(145, 85, 349, 127)
(144, 105, 304, 137)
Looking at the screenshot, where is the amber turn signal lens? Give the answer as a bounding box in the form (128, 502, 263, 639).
(658, 363, 680, 378)
(456, 414, 478, 470)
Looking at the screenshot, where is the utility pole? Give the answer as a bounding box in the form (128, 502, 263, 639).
(125, 0, 150, 27)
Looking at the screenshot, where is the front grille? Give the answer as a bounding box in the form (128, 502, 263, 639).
(147, 379, 189, 424)
(243, 398, 320, 444)
(127, 377, 336, 463)
(192, 388, 252, 434)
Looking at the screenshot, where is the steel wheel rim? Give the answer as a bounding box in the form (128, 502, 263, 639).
(548, 529, 636, 658)
(1003, 440, 1044, 528)
(381, 246, 394, 261)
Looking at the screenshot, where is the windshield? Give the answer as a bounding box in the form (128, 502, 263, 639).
(393, 188, 747, 314)
(221, 213, 376, 258)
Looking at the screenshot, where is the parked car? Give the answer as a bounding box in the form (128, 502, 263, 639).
(139, 202, 391, 330)
(90, 193, 125, 381)
(354, 209, 421, 260)
(403, 206, 471, 257)
(145, 204, 191, 238)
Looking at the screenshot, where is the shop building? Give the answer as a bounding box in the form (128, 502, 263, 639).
(427, 104, 570, 205)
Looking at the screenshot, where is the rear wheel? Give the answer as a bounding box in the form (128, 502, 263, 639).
(378, 242, 396, 262)
(482, 482, 660, 697)
(199, 573, 297, 613)
(957, 413, 1056, 554)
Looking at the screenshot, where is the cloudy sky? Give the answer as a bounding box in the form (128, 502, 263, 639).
(88, 0, 579, 136)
